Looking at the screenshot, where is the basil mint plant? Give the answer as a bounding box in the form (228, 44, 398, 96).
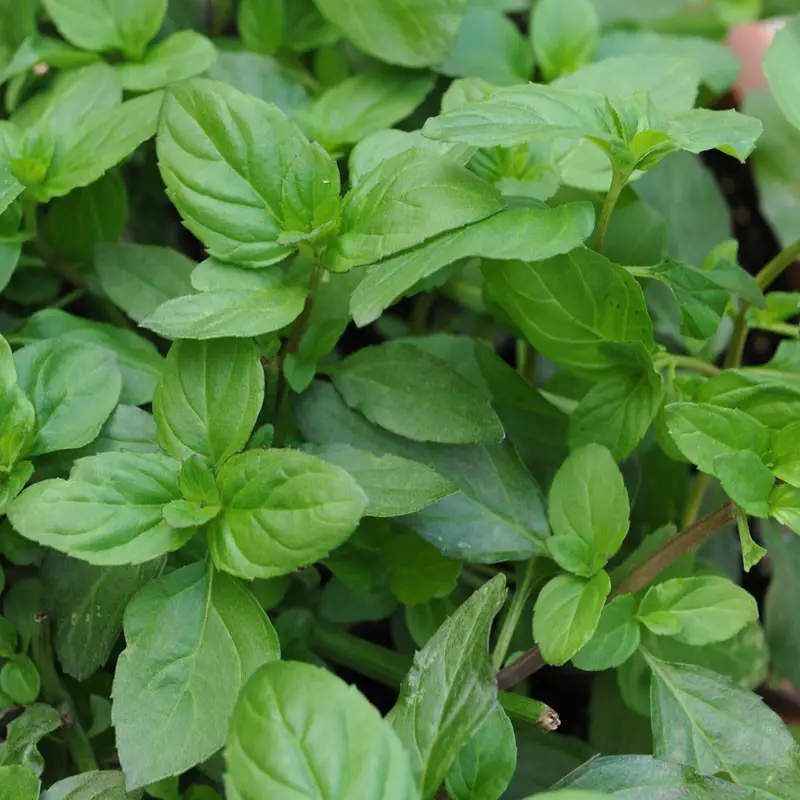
(3, 0, 800, 797)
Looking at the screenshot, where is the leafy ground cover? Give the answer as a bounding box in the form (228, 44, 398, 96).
(2, 1, 800, 798)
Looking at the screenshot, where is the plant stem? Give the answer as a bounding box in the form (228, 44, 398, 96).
(31, 618, 98, 773)
(493, 559, 539, 672)
(273, 265, 323, 447)
(725, 237, 800, 368)
(410, 293, 434, 336)
(496, 502, 735, 690)
(655, 353, 721, 377)
(593, 166, 626, 252)
(50, 287, 85, 310)
(682, 472, 711, 528)
(312, 626, 557, 730)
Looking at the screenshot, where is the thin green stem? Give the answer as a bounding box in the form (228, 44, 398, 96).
(594, 166, 626, 252)
(410, 293, 434, 336)
(493, 559, 539, 672)
(655, 353, 721, 377)
(50, 287, 85, 310)
(682, 472, 711, 528)
(725, 237, 800, 368)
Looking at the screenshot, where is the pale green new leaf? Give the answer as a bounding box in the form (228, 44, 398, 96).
(0, 765, 40, 798)
(638, 577, 758, 645)
(0, 704, 61, 774)
(14, 339, 122, 456)
(307, 443, 457, 518)
(225, 661, 417, 800)
(389, 574, 507, 798)
(713, 450, 774, 517)
(534, 571, 611, 666)
(0, 334, 34, 468)
(153, 339, 264, 465)
(764, 15, 800, 133)
(484, 248, 654, 377)
(572, 594, 641, 671)
(531, 0, 599, 81)
(350, 203, 595, 327)
(547, 444, 630, 577)
(113, 562, 280, 789)
(330, 342, 504, 444)
(116, 31, 217, 92)
(208, 449, 367, 579)
(8, 452, 191, 565)
(314, 0, 467, 68)
(321, 148, 503, 272)
(768, 484, 800, 535)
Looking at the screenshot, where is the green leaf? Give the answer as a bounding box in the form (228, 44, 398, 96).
(42, 553, 164, 682)
(207, 449, 367, 579)
(42, 771, 141, 799)
(638, 576, 758, 645)
(116, 31, 217, 92)
(663, 108, 761, 164)
(314, 0, 467, 68)
(321, 148, 503, 272)
(0, 655, 39, 704)
(0, 462, 33, 515)
(547, 444, 630, 578)
(237, 0, 284, 55)
(8, 452, 191, 566)
(572, 594, 641, 671)
(297, 67, 435, 153)
(140, 283, 306, 339)
(179, 457, 220, 505)
(95, 243, 196, 323)
(16, 309, 163, 407)
(713, 450, 774, 517)
(330, 342, 504, 444)
(162, 499, 220, 528)
(556, 754, 755, 798)
(225, 661, 416, 799)
(113, 561, 280, 789)
(71, 405, 159, 457)
(42, 0, 166, 59)
(645, 653, 800, 794)
(533, 571, 611, 666)
(14, 339, 122, 456)
(569, 344, 663, 461)
(764, 15, 800, 133)
(441, 7, 533, 86)
(0, 766, 39, 799)
(157, 78, 339, 267)
(735, 509, 767, 573)
(386, 530, 461, 605)
(0, 334, 34, 469)
(153, 339, 263, 465)
(389, 574, 507, 797)
(770, 420, 800, 487)
(38, 91, 163, 201)
(350, 203, 595, 327)
(307, 443, 457, 518)
(445, 703, 516, 800)
(483, 247, 654, 378)
(531, 0, 599, 81)
(0, 704, 60, 773)
(664, 402, 771, 476)
(0, 163, 23, 217)
(768, 483, 800, 535)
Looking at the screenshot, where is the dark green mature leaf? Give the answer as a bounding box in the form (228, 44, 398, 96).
(42, 771, 141, 799)
(42, 553, 164, 681)
(307, 443, 456, 518)
(295, 381, 549, 563)
(0, 766, 39, 799)
(547, 444, 630, 577)
(157, 78, 339, 267)
(572, 594, 641, 671)
(764, 15, 800, 132)
(321, 148, 504, 272)
(113, 562, 280, 789)
(638, 577, 758, 645)
(314, 0, 467, 68)
(42, 0, 166, 58)
(297, 67, 435, 153)
(95, 243, 196, 323)
(389, 574, 506, 797)
(534, 571, 611, 665)
(208, 449, 367, 579)
(646, 654, 800, 795)
(0, 704, 61, 774)
(350, 203, 595, 327)
(238, 0, 284, 54)
(14, 339, 122, 456)
(153, 339, 263, 465)
(556, 755, 754, 798)
(116, 31, 217, 92)
(330, 342, 504, 444)
(9, 452, 191, 565)
(386, 531, 461, 605)
(531, 0, 599, 81)
(445, 703, 516, 800)
(484, 248, 654, 377)
(16, 309, 163, 406)
(225, 661, 416, 799)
